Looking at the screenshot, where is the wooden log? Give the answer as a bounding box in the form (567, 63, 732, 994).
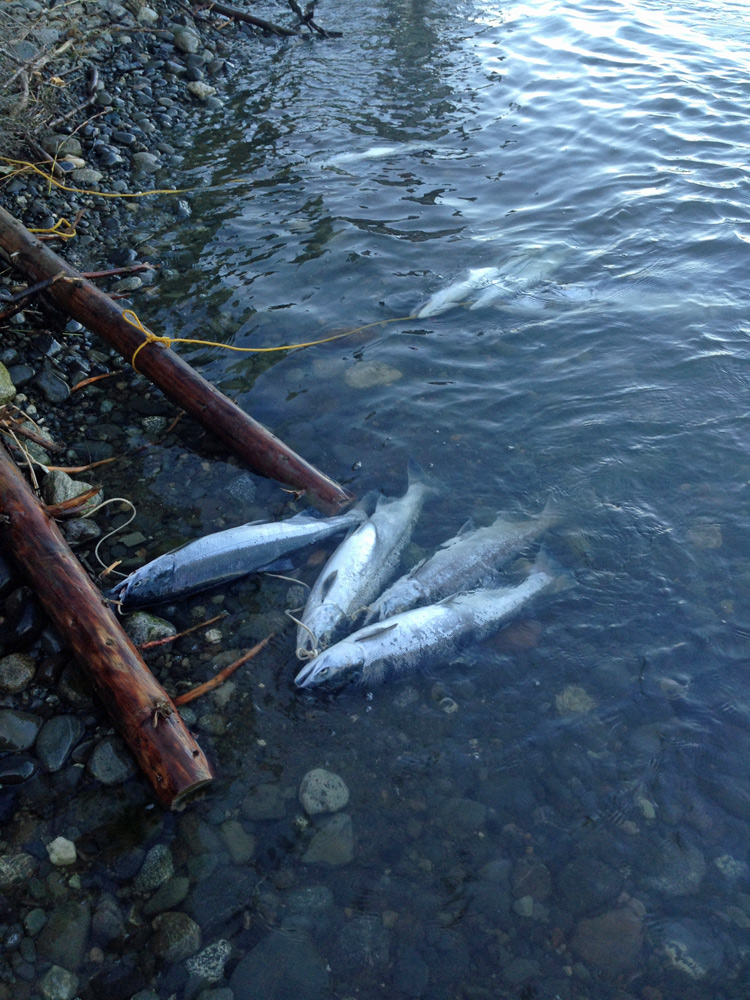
(0, 441, 214, 809)
(0, 205, 354, 514)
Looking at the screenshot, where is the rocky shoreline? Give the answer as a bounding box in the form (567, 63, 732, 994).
(0, 4, 317, 999)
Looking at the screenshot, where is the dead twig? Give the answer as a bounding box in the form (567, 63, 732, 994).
(139, 611, 229, 650)
(174, 633, 273, 705)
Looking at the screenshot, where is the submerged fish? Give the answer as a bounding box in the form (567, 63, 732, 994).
(418, 247, 569, 318)
(295, 463, 434, 659)
(365, 498, 559, 622)
(415, 267, 502, 318)
(111, 508, 366, 609)
(295, 550, 569, 690)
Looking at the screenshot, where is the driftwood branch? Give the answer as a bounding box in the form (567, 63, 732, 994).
(0, 204, 354, 514)
(0, 440, 214, 809)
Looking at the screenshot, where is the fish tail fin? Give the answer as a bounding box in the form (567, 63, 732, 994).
(407, 457, 441, 495)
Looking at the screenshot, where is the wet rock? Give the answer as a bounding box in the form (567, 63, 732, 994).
(86, 734, 138, 785)
(46, 836, 77, 866)
(36, 715, 84, 772)
(0, 652, 36, 692)
(503, 957, 540, 984)
(219, 818, 256, 864)
(62, 517, 102, 547)
(299, 767, 350, 815)
(511, 855, 552, 901)
(344, 360, 403, 388)
(439, 795, 487, 834)
(241, 782, 286, 820)
(5, 586, 46, 649)
(558, 856, 623, 916)
(39, 964, 78, 1000)
(185, 938, 232, 984)
(332, 913, 390, 973)
(0, 363, 17, 405)
(644, 835, 706, 895)
(143, 876, 190, 917)
(42, 469, 101, 510)
(186, 866, 258, 932)
(0, 754, 36, 784)
(92, 896, 126, 944)
(302, 812, 354, 865)
(134, 842, 174, 893)
(85, 959, 147, 1000)
(230, 926, 329, 1000)
(661, 918, 724, 979)
(0, 853, 38, 895)
(0, 708, 41, 750)
(150, 911, 202, 962)
(124, 611, 177, 646)
(571, 906, 644, 974)
(555, 683, 596, 714)
(37, 901, 91, 971)
(285, 884, 335, 919)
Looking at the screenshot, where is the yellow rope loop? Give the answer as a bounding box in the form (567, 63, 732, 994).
(28, 217, 77, 240)
(123, 309, 174, 372)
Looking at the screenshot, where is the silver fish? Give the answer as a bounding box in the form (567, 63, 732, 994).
(415, 267, 502, 318)
(295, 464, 434, 659)
(365, 498, 559, 623)
(111, 508, 366, 609)
(295, 550, 569, 690)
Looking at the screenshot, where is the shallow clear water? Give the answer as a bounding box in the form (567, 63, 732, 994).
(132, 1, 750, 995)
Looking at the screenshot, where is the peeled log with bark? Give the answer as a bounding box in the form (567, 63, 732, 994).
(0, 441, 214, 808)
(0, 204, 353, 514)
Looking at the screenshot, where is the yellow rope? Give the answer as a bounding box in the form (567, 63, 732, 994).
(122, 309, 419, 373)
(28, 217, 77, 239)
(0, 157, 191, 199)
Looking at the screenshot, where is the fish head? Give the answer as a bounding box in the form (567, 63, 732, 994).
(294, 642, 366, 690)
(113, 555, 177, 609)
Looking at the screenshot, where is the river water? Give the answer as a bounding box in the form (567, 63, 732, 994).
(129, 1, 750, 995)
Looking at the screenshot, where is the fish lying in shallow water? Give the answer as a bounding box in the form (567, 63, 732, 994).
(295, 463, 434, 659)
(295, 549, 570, 690)
(416, 247, 569, 318)
(110, 508, 366, 609)
(365, 498, 559, 623)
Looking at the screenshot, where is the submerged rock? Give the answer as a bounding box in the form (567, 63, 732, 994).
(571, 905, 644, 974)
(344, 360, 403, 388)
(230, 926, 329, 1000)
(302, 813, 354, 865)
(660, 918, 724, 979)
(298, 767, 350, 815)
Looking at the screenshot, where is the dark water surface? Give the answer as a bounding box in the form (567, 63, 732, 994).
(122, 1, 750, 996)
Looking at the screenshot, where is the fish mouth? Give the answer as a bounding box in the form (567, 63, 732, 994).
(294, 660, 318, 688)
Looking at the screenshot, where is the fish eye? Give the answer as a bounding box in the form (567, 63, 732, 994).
(318, 667, 329, 679)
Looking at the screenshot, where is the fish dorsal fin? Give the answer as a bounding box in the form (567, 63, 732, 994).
(319, 569, 338, 599)
(355, 622, 399, 642)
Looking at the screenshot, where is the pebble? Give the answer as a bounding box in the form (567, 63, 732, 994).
(42, 469, 101, 509)
(230, 927, 329, 1000)
(131, 151, 161, 173)
(0, 754, 37, 784)
(185, 938, 232, 984)
(36, 715, 84, 772)
(344, 360, 403, 388)
(0, 651, 36, 692)
(0, 708, 41, 751)
(37, 901, 92, 971)
(134, 843, 175, 893)
(242, 783, 287, 820)
(187, 80, 217, 100)
(39, 965, 79, 1000)
(150, 911, 202, 962)
(0, 362, 17, 405)
(0, 853, 38, 895)
(86, 734, 138, 785)
(219, 818, 256, 864)
(298, 767, 350, 815)
(302, 813, 354, 866)
(46, 836, 77, 866)
(571, 905, 644, 974)
(123, 611, 176, 646)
